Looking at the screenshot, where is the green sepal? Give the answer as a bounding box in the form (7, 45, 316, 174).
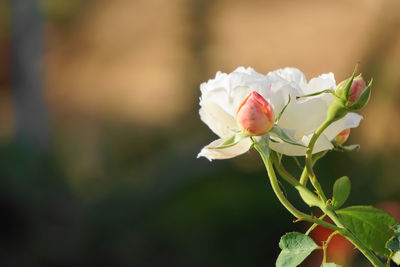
(275, 95, 291, 123)
(215, 133, 244, 149)
(331, 176, 351, 209)
(297, 89, 335, 99)
(276, 232, 319, 267)
(347, 78, 372, 110)
(270, 125, 306, 147)
(251, 134, 270, 159)
(332, 141, 360, 152)
(326, 100, 348, 122)
(270, 150, 283, 165)
(335, 66, 357, 101)
(276, 152, 283, 164)
(337, 205, 399, 258)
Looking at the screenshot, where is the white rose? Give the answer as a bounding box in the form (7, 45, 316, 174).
(198, 67, 362, 161)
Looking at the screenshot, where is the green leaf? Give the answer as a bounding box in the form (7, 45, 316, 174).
(331, 176, 351, 209)
(337, 205, 399, 258)
(321, 263, 343, 267)
(392, 251, 400, 265)
(270, 125, 305, 147)
(276, 232, 318, 267)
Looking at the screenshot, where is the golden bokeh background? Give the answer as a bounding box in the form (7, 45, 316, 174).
(0, 0, 399, 266)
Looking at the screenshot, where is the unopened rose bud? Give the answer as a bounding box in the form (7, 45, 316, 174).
(236, 91, 274, 136)
(335, 128, 350, 144)
(348, 75, 367, 103)
(327, 72, 372, 122)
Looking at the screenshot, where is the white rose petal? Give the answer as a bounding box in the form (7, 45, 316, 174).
(269, 133, 333, 156)
(200, 67, 269, 116)
(277, 96, 328, 140)
(199, 101, 237, 139)
(198, 66, 363, 160)
(272, 67, 308, 90)
(304, 73, 336, 105)
(305, 133, 334, 154)
(197, 138, 252, 161)
(323, 112, 363, 140)
(199, 107, 233, 139)
(306, 73, 336, 94)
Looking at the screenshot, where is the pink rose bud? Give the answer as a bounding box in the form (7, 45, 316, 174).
(348, 75, 367, 103)
(236, 91, 274, 136)
(335, 128, 350, 144)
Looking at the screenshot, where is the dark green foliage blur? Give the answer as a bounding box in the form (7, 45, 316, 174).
(1, 121, 399, 266)
(0, 129, 297, 267)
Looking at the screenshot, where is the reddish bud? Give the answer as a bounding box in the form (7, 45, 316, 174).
(236, 91, 274, 136)
(336, 128, 350, 144)
(348, 75, 367, 103)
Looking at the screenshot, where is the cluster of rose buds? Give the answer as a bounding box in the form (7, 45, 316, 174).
(236, 75, 368, 140)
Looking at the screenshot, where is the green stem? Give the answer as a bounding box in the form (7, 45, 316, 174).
(299, 167, 308, 185)
(387, 252, 393, 266)
(256, 144, 384, 266)
(254, 145, 340, 232)
(322, 231, 338, 263)
(322, 230, 339, 263)
(299, 151, 327, 185)
(271, 152, 302, 187)
(321, 206, 385, 267)
(302, 119, 383, 265)
(305, 214, 326, 236)
(304, 119, 333, 203)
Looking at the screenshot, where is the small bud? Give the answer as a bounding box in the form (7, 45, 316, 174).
(348, 75, 367, 103)
(236, 91, 274, 136)
(335, 128, 350, 144)
(327, 71, 372, 122)
(347, 77, 372, 111)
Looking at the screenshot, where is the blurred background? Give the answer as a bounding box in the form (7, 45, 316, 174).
(0, 0, 399, 266)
